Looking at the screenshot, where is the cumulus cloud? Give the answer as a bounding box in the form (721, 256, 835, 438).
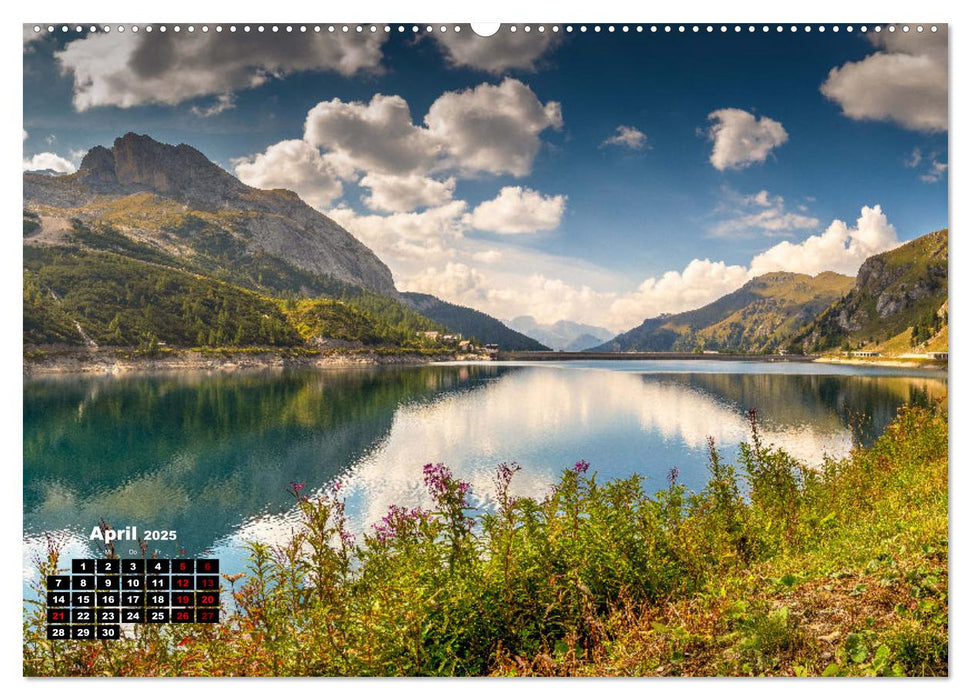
(23, 152, 76, 173)
(360, 173, 456, 213)
(327, 201, 469, 261)
(233, 139, 343, 207)
(294, 78, 559, 184)
(235, 78, 561, 220)
(609, 259, 750, 328)
(710, 189, 820, 238)
(406, 262, 487, 300)
(304, 94, 442, 176)
(748, 204, 898, 277)
(467, 186, 566, 234)
(432, 25, 561, 74)
(425, 78, 563, 177)
(602, 125, 648, 150)
(821, 28, 947, 132)
(707, 108, 788, 171)
(377, 202, 901, 333)
(606, 205, 898, 328)
(55, 30, 386, 110)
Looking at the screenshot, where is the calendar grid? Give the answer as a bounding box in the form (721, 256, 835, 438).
(45, 558, 221, 640)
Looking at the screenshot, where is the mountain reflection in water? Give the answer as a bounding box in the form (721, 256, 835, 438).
(24, 361, 945, 582)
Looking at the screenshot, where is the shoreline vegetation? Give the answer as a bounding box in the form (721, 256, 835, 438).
(23, 345, 489, 376)
(24, 403, 947, 677)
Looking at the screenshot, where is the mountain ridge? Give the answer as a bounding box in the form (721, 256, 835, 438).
(401, 293, 548, 351)
(790, 229, 948, 353)
(594, 271, 855, 353)
(506, 316, 613, 351)
(24, 133, 398, 296)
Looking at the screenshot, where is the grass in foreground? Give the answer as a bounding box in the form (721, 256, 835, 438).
(23, 405, 947, 677)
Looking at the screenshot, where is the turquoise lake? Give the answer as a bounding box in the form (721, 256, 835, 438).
(23, 360, 947, 588)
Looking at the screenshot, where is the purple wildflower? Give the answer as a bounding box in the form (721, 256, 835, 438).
(371, 504, 428, 543)
(492, 462, 522, 509)
(423, 462, 471, 505)
(573, 460, 590, 474)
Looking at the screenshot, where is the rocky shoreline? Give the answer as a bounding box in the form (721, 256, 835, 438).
(23, 347, 490, 377)
(812, 355, 947, 370)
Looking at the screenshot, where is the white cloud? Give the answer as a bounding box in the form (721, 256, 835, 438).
(820, 29, 947, 132)
(602, 125, 648, 150)
(233, 139, 343, 208)
(707, 108, 788, 171)
(296, 78, 560, 183)
(905, 147, 923, 168)
(748, 204, 898, 277)
(919, 160, 947, 184)
(23, 25, 44, 52)
(360, 173, 456, 213)
(407, 263, 487, 300)
(467, 186, 566, 234)
(304, 94, 443, 176)
(23, 152, 76, 173)
(904, 147, 947, 183)
(55, 30, 386, 110)
(442, 205, 896, 332)
(327, 200, 469, 261)
(472, 249, 503, 264)
(432, 25, 561, 74)
(609, 259, 750, 329)
(191, 93, 236, 118)
(710, 189, 820, 238)
(424, 78, 563, 177)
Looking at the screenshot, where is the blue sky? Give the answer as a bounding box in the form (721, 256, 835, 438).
(23, 23, 948, 331)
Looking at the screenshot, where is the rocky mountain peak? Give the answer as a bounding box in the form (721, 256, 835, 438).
(26, 133, 400, 297)
(73, 133, 243, 202)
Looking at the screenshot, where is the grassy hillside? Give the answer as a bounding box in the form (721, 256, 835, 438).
(598, 272, 854, 353)
(792, 230, 948, 353)
(23, 245, 448, 351)
(23, 213, 456, 352)
(24, 403, 947, 676)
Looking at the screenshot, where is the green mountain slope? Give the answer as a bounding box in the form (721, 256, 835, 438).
(22, 135, 460, 353)
(790, 229, 948, 352)
(595, 271, 855, 353)
(400, 292, 548, 350)
(23, 245, 453, 351)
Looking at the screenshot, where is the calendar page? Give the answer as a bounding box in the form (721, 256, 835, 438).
(22, 17, 949, 679)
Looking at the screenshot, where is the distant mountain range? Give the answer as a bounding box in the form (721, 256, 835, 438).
(595, 229, 948, 356)
(22, 133, 948, 358)
(594, 271, 855, 353)
(401, 293, 548, 351)
(506, 316, 613, 351)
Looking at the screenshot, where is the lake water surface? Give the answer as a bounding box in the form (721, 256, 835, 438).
(23, 360, 946, 587)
